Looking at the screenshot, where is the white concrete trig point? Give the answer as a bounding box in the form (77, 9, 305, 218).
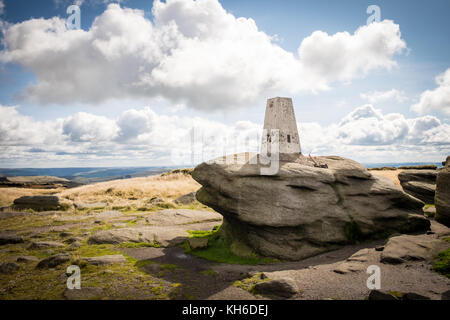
(260, 97, 301, 155)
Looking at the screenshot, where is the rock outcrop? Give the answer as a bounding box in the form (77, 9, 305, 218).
(192, 153, 430, 260)
(12, 195, 69, 211)
(398, 170, 437, 204)
(435, 156, 450, 227)
(380, 234, 448, 264)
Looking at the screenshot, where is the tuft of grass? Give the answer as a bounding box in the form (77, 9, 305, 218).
(387, 290, 404, 299)
(187, 226, 220, 238)
(433, 248, 450, 278)
(234, 273, 270, 292)
(119, 242, 160, 248)
(200, 269, 217, 277)
(187, 236, 276, 265)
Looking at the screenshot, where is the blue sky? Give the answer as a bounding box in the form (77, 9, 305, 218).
(0, 0, 449, 167)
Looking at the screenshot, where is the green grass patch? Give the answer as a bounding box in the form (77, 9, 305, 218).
(187, 226, 220, 238)
(433, 248, 450, 278)
(200, 269, 217, 277)
(387, 290, 404, 299)
(119, 242, 160, 248)
(187, 236, 277, 265)
(234, 273, 270, 292)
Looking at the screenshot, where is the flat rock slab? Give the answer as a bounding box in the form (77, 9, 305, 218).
(36, 253, 71, 269)
(0, 262, 20, 274)
(145, 209, 222, 226)
(74, 202, 107, 210)
(333, 261, 366, 274)
(64, 287, 103, 300)
(92, 210, 123, 219)
(16, 256, 39, 263)
(381, 234, 449, 264)
(29, 241, 65, 250)
(82, 255, 126, 265)
(89, 221, 219, 247)
(0, 234, 24, 245)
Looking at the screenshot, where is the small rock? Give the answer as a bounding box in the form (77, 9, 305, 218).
(0, 234, 24, 245)
(36, 253, 70, 269)
(252, 278, 298, 298)
(16, 256, 39, 263)
(70, 241, 82, 249)
(367, 290, 398, 300)
(82, 255, 126, 266)
(188, 237, 208, 250)
(63, 287, 103, 300)
(0, 262, 20, 274)
(64, 237, 83, 244)
(149, 197, 164, 204)
(28, 241, 65, 250)
(174, 192, 197, 205)
(333, 261, 366, 274)
(60, 232, 73, 238)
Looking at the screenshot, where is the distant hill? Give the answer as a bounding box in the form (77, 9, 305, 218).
(0, 166, 181, 185)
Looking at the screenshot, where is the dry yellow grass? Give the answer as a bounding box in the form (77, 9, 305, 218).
(0, 188, 62, 207)
(370, 169, 404, 186)
(58, 171, 201, 208)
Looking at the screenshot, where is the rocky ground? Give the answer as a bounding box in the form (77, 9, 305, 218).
(0, 168, 449, 300)
(0, 204, 449, 300)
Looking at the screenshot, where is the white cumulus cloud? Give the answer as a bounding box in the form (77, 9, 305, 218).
(360, 89, 407, 104)
(0, 0, 407, 110)
(411, 68, 450, 115)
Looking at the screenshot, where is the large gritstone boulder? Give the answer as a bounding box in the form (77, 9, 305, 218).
(398, 170, 437, 204)
(192, 153, 430, 260)
(435, 156, 450, 227)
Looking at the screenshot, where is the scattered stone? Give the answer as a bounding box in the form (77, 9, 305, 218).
(13, 195, 63, 211)
(0, 234, 24, 245)
(333, 261, 366, 274)
(380, 234, 448, 264)
(0, 262, 20, 274)
(70, 241, 82, 249)
(59, 232, 73, 238)
(74, 202, 107, 210)
(36, 253, 70, 269)
(82, 255, 126, 266)
(28, 241, 65, 250)
(367, 290, 398, 300)
(16, 256, 39, 263)
(192, 153, 429, 260)
(64, 237, 83, 244)
(63, 287, 103, 300)
(252, 278, 298, 298)
(174, 192, 197, 205)
(435, 156, 450, 227)
(149, 197, 164, 204)
(188, 237, 208, 250)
